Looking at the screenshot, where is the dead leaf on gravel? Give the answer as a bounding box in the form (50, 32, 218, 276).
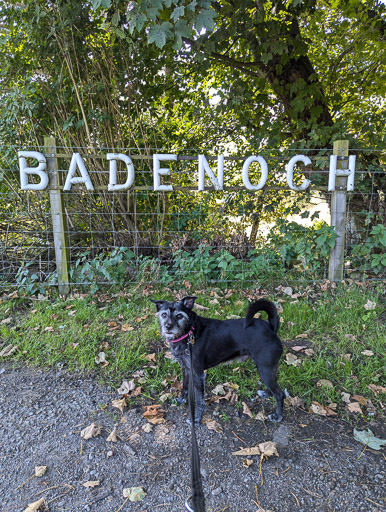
(81, 422, 102, 440)
(285, 353, 302, 366)
(317, 379, 333, 389)
(112, 398, 127, 414)
(83, 480, 100, 488)
(106, 425, 118, 442)
(35, 466, 48, 477)
(142, 423, 153, 433)
(304, 348, 314, 356)
(204, 419, 223, 433)
(255, 411, 268, 422)
(233, 446, 261, 456)
(117, 380, 136, 395)
(224, 391, 238, 404)
(123, 486, 147, 502)
(295, 333, 308, 339)
(259, 441, 279, 461)
(242, 402, 253, 418)
(347, 402, 363, 414)
(309, 402, 337, 416)
(24, 499, 48, 512)
(353, 428, 386, 450)
(143, 404, 165, 424)
(242, 458, 254, 467)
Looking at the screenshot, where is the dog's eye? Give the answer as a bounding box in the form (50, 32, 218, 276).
(176, 314, 183, 320)
(161, 312, 167, 318)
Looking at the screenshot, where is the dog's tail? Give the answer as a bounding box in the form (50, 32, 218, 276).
(245, 299, 279, 333)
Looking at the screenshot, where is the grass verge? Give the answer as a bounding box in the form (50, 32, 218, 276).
(0, 281, 384, 423)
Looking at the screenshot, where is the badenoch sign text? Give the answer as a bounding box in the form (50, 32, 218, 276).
(17, 151, 357, 192)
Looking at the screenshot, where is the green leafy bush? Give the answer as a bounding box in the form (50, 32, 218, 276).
(351, 224, 386, 275)
(15, 262, 46, 296)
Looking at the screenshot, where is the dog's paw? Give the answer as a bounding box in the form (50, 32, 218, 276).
(268, 413, 282, 423)
(176, 397, 187, 406)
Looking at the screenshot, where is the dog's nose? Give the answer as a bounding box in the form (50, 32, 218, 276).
(165, 323, 173, 330)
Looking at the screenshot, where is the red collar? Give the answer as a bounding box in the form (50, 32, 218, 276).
(168, 327, 195, 343)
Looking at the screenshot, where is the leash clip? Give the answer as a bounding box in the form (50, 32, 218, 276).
(188, 331, 195, 345)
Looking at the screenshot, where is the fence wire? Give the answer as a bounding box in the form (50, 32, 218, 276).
(0, 145, 385, 291)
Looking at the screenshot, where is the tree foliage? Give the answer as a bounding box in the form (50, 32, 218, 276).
(0, 0, 385, 273)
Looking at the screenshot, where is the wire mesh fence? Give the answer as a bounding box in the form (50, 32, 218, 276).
(0, 143, 384, 292)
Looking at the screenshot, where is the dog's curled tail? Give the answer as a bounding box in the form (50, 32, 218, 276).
(245, 299, 279, 333)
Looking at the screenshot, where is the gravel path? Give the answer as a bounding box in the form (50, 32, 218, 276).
(0, 363, 384, 512)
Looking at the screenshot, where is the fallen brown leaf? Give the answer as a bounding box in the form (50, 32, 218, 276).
(112, 398, 127, 414)
(143, 404, 165, 424)
(232, 446, 261, 456)
(368, 384, 386, 395)
(95, 351, 109, 366)
(106, 425, 118, 442)
(83, 480, 100, 488)
(81, 422, 102, 440)
(24, 498, 48, 512)
(347, 402, 363, 414)
(352, 394, 367, 405)
(242, 402, 253, 418)
(285, 353, 302, 366)
(291, 345, 308, 352)
(317, 379, 333, 389)
(35, 466, 48, 477)
(204, 419, 223, 433)
(0, 344, 19, 357)
(258, 441, 279, 461)
(117, 380, 136, 395)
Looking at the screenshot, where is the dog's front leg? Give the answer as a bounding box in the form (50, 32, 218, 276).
(174, 353, 190, 405)
(193, 371, 206, 424)
(177, 361, 189, 405)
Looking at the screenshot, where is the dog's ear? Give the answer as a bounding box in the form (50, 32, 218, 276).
(150, 299, 165, 311)
(181, 296, 197, 310)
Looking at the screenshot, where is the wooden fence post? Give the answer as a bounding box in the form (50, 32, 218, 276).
(44, 136, 70, 295)
(328, 140, 349, 281)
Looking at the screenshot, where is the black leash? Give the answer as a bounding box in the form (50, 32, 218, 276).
(185, 338, 206, 512)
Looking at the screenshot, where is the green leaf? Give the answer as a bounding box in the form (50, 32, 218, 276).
(171, 6, 185, 22)
(193, 8, 217, 33)
(148, 22, 173, 48)
(353, 429, 386, 451)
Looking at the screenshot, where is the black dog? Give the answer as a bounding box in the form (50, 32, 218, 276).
(151, 296, 285, 425)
